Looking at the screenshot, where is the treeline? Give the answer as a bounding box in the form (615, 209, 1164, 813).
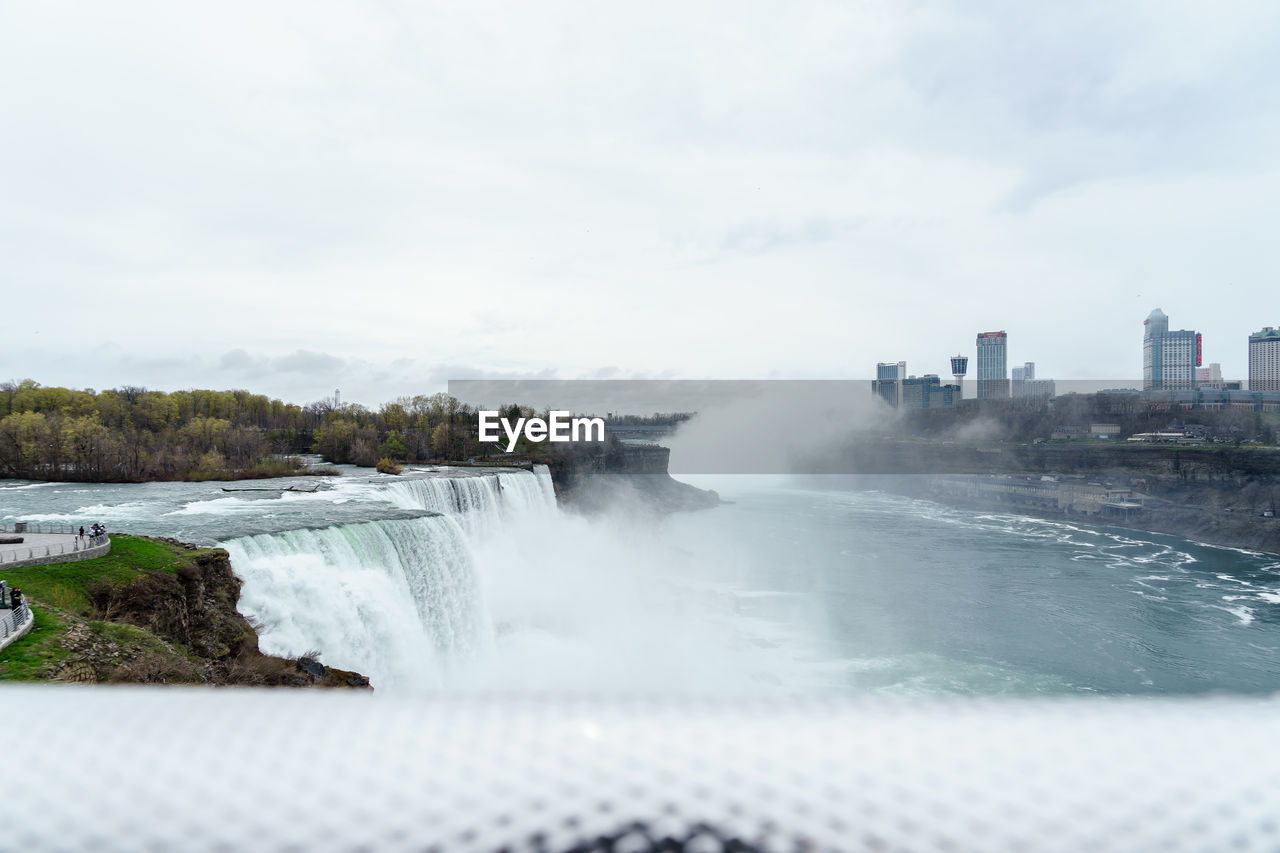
(602, 412, 694, 426)
(312, 400, 559, 467)
(0, 381, 316, 481)
(0, 380, 587, 481)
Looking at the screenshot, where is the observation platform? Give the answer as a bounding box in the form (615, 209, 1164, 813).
(1, 529, 111, 569)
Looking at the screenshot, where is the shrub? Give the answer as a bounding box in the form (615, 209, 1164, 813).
(375, 457, 403, 475)
(250, 456, 305, 478)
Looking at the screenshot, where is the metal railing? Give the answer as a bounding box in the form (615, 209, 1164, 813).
(0, 523, 86, 535)
(1, 602, 29, 639)
(0, 533, 109, 564)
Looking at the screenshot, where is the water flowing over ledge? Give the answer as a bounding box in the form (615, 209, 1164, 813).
(384, 466, 556, 532)
(222, 465, 557, 689)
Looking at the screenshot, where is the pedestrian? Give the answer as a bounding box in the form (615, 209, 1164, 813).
(79, 526, 85, 540)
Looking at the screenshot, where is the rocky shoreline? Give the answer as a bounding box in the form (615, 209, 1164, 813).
(796, 440, 1280, 556)
(898, 478, 1280, 556)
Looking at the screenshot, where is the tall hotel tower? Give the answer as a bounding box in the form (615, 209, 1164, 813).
(975, 331, 1008, 400)
(1249, 327, 1280, 391)
(1143, 308, 1201, 391)
(872, 361, 907, 408)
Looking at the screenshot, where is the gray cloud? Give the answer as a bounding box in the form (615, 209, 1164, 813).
(2, 1, 1277, 392)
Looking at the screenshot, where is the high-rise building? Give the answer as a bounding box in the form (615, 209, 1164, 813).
(1196, 363, 1226, 389)
(1142, 308, 1201, 391)
(1010, 361, 1055, 398)
(901, 375, 962, 409)
(872, 361, 906, 408)
(901, 375, 938, 409)
(1249, 327, 1280, 391)
(976, 332, 1008, 400)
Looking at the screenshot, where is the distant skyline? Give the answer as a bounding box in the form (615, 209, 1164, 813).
(3, 2, 1280, 406)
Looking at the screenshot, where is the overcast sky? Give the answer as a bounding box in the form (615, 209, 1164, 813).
(2, 1, 1278, 406)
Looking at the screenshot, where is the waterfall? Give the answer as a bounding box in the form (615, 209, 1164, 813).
(224, 515, 486, 689)
(222, 465, 557, 689)
(384, 465, 557, 533)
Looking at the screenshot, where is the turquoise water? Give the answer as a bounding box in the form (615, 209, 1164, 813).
(666, 480, 1280, 695)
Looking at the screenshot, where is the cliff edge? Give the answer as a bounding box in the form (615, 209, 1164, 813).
(547, 441, 720, 513)
(816, 441, 1280, 555)
(0, 534, 371, 687)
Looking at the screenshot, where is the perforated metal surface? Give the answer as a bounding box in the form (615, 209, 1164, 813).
(6, 688, 1280, 852)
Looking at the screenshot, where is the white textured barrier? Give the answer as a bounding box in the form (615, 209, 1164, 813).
(4, 690, 1280, 851)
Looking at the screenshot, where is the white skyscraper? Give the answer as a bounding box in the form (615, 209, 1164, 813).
(976, 332, 1008, 400)
(872, 361, 907, 408)
(1249, 327, 1280, 391)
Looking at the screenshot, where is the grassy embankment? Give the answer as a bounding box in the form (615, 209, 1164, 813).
(0, 535, 368, 686)
(1, 537, 198, 680)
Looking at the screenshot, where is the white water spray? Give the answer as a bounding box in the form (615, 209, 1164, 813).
(223, 467, 557, 688)
(226, 464, 824, 693)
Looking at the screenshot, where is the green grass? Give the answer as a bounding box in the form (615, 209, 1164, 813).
(86, 619, 197, 667)
(0, 612, 197, 682)
(0, 607, 70, 680)
(0, 535, 225, 680)
(1, 535, 220, 617)
(0, 533, 348, 687)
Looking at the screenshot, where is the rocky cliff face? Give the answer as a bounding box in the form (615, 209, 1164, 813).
(92, 543, 372, 687)
(821, 440, 1280, 481)
(823, 441, 1280, 554)
(3, 536, 372, 688)
(547, 441, 719, 513)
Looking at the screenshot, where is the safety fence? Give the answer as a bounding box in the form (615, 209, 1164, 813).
(0, 524, 110, 565)
(1, 602, 30, 641)
(1, 523, 85, 535)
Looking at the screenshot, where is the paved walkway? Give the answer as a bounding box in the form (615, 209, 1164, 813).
(0, 533, 92, 567)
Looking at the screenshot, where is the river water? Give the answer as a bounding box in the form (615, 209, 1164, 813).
(3, 467, 1278, 695)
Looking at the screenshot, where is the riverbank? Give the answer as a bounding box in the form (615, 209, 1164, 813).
(804, 440, 1280, 556)
(856, 474, 1280, 556)
(0, 535, 371, 687)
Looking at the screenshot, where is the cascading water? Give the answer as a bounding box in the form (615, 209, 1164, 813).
(224, 463, 830, 694)
(222, 466, 557, 688)
(384, 465, 556, 533)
